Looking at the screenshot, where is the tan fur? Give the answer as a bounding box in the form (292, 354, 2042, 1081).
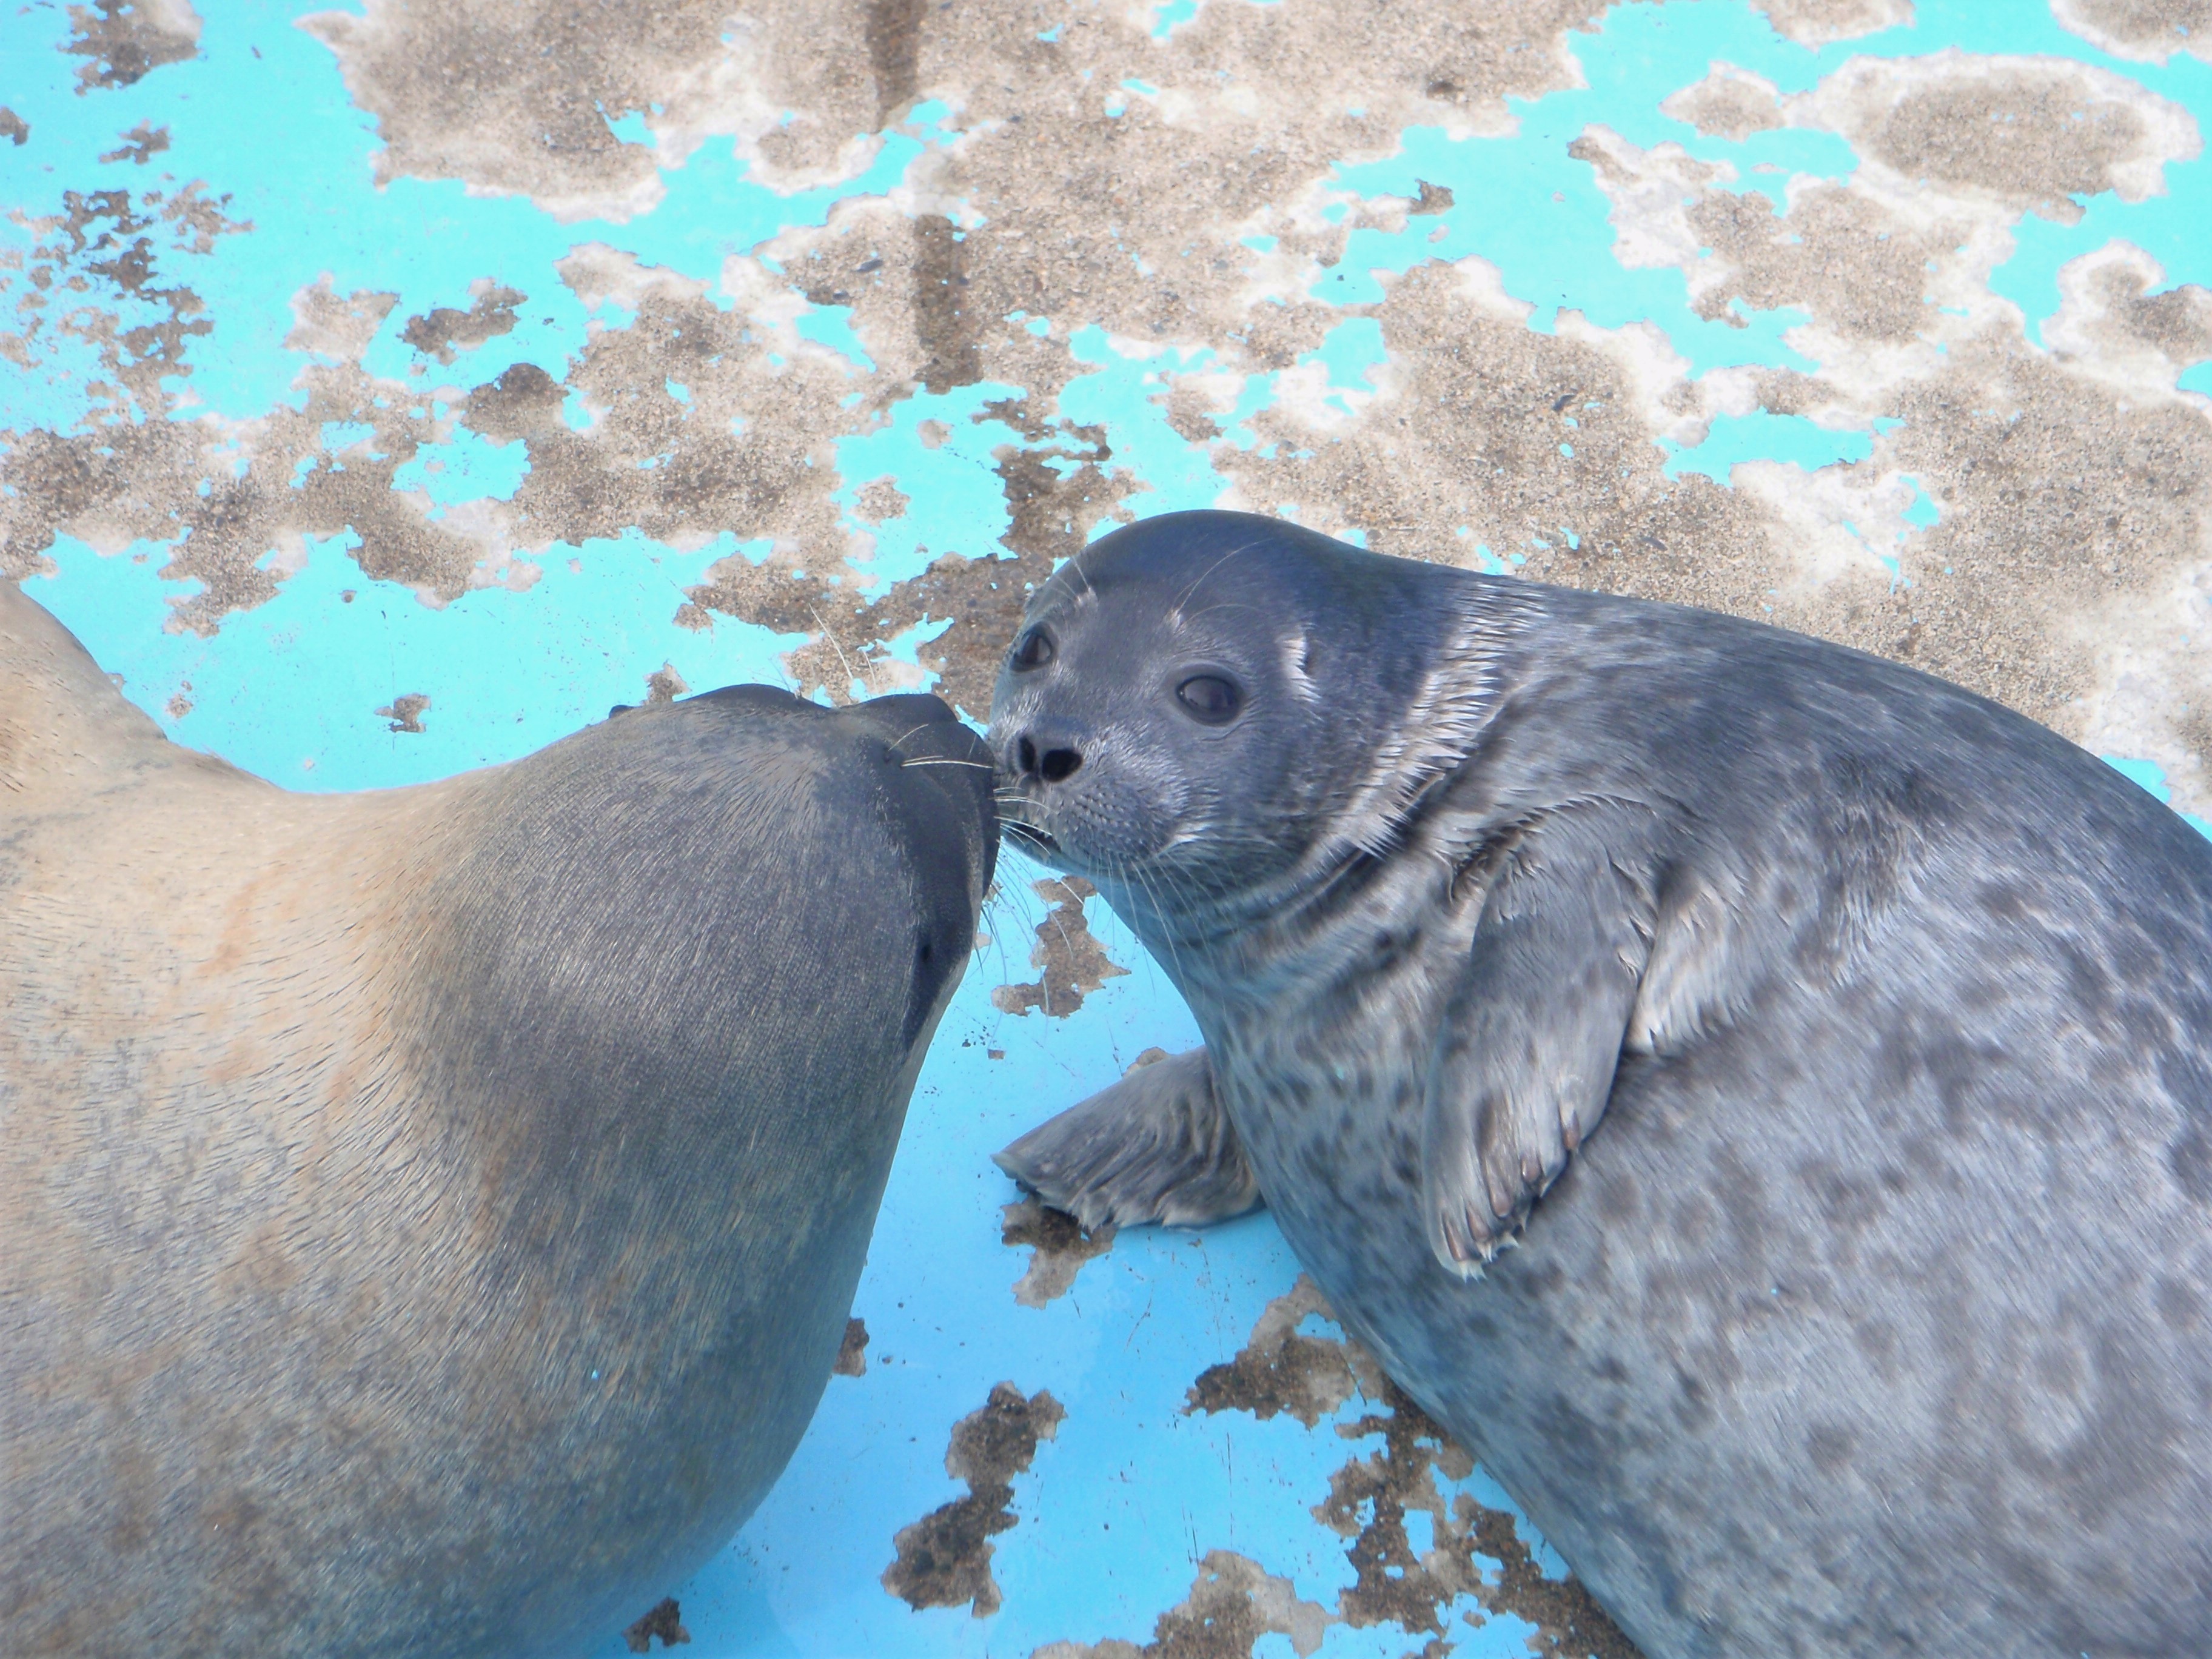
(1, 581, 994, 1658)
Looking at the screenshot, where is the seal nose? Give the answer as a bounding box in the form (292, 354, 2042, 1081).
(1013, 731, 1084, 785)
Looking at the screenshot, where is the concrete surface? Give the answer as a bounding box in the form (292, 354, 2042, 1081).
(4, 0, 2210, 1653)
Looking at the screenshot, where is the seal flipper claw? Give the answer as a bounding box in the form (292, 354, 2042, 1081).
(994, 1047, 1262, 1231)
(1420, 806, 1655, 1273)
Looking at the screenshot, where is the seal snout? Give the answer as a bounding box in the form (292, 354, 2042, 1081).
(1011, 729, 1084, 785)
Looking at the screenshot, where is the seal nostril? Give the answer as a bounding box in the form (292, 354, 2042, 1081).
(1039, 748, 1082, 784)
(1017, 736, 1038, 776)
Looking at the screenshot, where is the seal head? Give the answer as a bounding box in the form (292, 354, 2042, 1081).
(991, 510, 1509, 934)
(2, 583, 995, 1659)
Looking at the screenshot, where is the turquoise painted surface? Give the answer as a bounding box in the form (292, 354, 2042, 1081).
(8, 0, 2212, 1652)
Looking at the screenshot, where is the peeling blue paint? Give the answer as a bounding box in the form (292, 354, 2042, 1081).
(1145, 0, 1196, 38)
(390, 421, 534, 503)
(1662, 410, 1871, 481)
(1304, 315, 1386, 393)
(794, 301, 877, 372)
(832, 381, 1028, 581)
(27, 530, 779, 789)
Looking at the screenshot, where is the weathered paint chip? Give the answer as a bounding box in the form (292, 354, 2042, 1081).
(64, 0, 201, 92)
(1182, 1274, 1364, 1429)
(400, 281, 528, 366)
(991, 876, 1130, 1019)
(1031, 1550, 1336, 1659)
(834, 1316, 870, 1376)
(1000, 1195, 1117, 1307)
(1170, 1274, 1642, 1656)
(375, 692, 430, 732)
(882, 1381, 1064, 1617)
(623, 1597, 691, 1652)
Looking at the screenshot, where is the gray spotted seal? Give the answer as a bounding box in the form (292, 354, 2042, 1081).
(1, 579, 996, 1658)
(990, 509, 2212, 1659)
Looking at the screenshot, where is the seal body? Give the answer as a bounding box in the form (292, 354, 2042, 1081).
(1, 582, 995, 1658)
(990, 510, 2212, 1659)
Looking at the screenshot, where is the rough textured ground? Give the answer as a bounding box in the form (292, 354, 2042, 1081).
(7, 0, 2211, 808)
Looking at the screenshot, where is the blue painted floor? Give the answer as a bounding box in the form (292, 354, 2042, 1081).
(8, 0, 2212, 1651)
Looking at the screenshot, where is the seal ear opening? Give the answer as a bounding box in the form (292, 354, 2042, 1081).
(901, 928, 951, 1048)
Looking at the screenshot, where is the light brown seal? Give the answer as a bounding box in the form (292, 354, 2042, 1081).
(1, 579, 996, 1658)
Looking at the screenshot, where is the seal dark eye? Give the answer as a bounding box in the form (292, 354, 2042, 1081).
(1176, 674, 1242, 725)
(1011, 628, 1054, 671)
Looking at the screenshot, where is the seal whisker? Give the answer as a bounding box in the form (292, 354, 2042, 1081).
(1169, 538, 1264, 617)
(1148, 856, 1239, 971)
(881, 719, 944, 757)
(1108, 850, 1202, 998)
(1062, 540, 1100, 606)
(1175, 600, 1273, 628)
(900, 757, 996, 771)
(806, 605, 862, 698)
(1002, 822, 1059, 863)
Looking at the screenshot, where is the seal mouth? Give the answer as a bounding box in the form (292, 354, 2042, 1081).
(996, 801, 1063, 863)
(991, 773, 1068, 865)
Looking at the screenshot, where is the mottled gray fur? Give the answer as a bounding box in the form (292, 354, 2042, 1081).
(1, 582, 995, 1658)
(990, 510, 2212, 1659)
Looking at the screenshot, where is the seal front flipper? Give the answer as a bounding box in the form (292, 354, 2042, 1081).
(1423, 806, 1658, 1274)
(994, 1047, 1262, 1230)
